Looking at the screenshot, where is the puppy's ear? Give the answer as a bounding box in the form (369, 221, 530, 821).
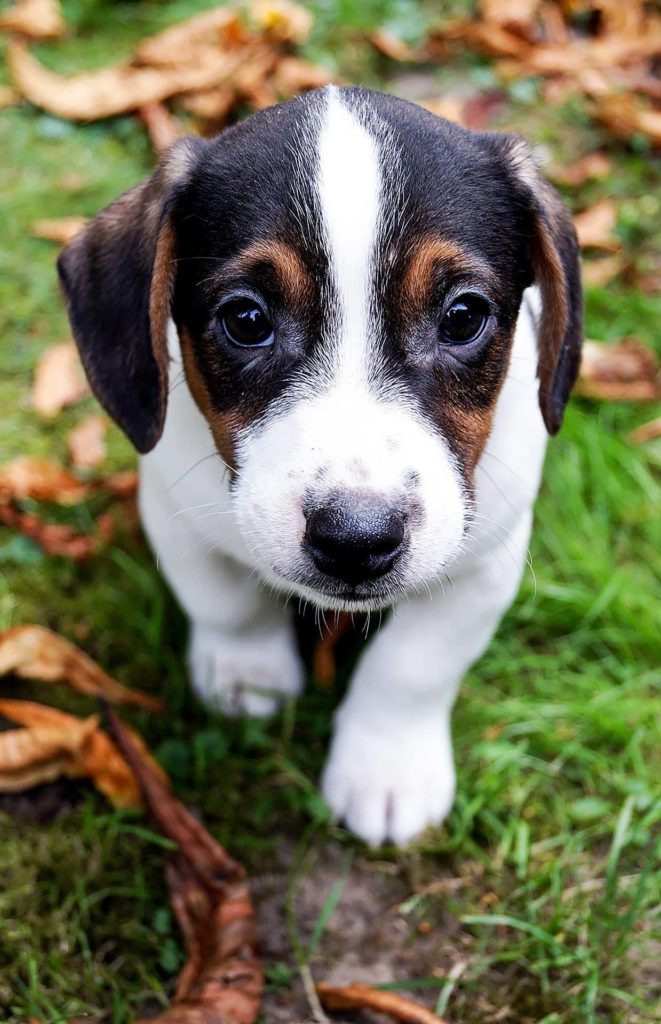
(58, 137, 205, 453)
(482, 134, 583, 435)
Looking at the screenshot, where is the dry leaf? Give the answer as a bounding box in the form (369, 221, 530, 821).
(250, 0, 313, 44)
(550, 151, 612, 187)
(0, 84, 19, 108)
(317, 982, 448, 1024)
(134, 8, 247, 67)
(420, 95, 466, 125)
(0, 699, 164, 807)
(0, 0, 64, 40)
(481, 0, 541, 33)
(0, 625, 163, 711)
(577, 339, 659, 401)
(0, 504, 97, 560)
(138, 102, 182, 153)
(106, 708, 263, 1024)
(370, 28, 419, 61)
(66, 415, 108, 470)
(0, 456, 87, 504)
(628, 417, 661, 444)
(8, 38, 270, 121)
(582, 253, 626, 287)
(594, 93, 661, 146)
(573, 198, 620, 251)
(271, 55, 335, 97)
(31, 340, 89, 417)
(313, 613, 351, 687)
(31, 216, 88, 245)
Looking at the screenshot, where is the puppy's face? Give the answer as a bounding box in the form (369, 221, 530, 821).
(59, 87, 582, 611)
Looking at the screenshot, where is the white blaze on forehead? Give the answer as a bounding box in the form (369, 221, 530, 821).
(316, 88, 381, 380)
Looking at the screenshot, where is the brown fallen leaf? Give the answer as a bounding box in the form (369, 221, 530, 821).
(576, 339, 659, 401)
(0, 456, 87, 504)
(31, 340, 89, 417)
(549, 151, 612, 187)
(370, 28, 419, 62)
(573, 198, 620, 251)
(481, 0, 541, 34)
(593, 93, 661, 147)
(628, 417, 661, 444)
(7, 37, 271, 121)
(313, 613, 351, 687)
(0, 0, 64, 40)
(317, 981, 448, 1024)
(271, 55, 335, 97)
(31, 215, 88, 245)
(0, 504, 97, 560)
(66, 415, 108, 470)
(250, 0, 313, 44)
(0, 699, 165, 807)
(0, 625, 163, 711)
(582, 253, 626, 287)
(133, 8, 247, 67)
(0, 84, 19, 108)
(106, 707, 263, 1024)
(138, 102, 182, 153)
(420, 95, 466, 125)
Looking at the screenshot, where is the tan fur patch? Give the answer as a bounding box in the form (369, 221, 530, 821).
(402, 235, 494, 313)
(178, 326, 240, 474)
(229, 238, 313, 304)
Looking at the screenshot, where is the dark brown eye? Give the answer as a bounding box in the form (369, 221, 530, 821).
(440, 295, 490, 345)
(219, 299, 274, 347)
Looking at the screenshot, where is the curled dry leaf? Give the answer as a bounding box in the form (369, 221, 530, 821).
(370, 28, 419, 62)
(31, 340, 89, 417)
(0, 624, 163, 711)
(31, 216, 88, 245)
(250, 0, 313, 44)
(66, 415, 108, 470)
(8, 37, 270, 121)
(481, 0, 541, 33)
(577, 339, 659, 401)
(138, 102, 182, 153)
(582, 253, 626, 287)
(0, 0, 65, 40)
(271, 55, 335, 97)
(420, 95, 466, 125)
(0, 699, 165, 807)
(628, 417, 661, 445)
(106, 708, 263, 1024)
(0, 456, 87, 504)
(0, 84, 19, 108)
(593, 93, 661, 147)
(573, 198, 620, 251)
(549, 151, 612, 187)
(0, 504, 97, 560)
(317, 981, 448, 1024)
(133, 8, 247, 67)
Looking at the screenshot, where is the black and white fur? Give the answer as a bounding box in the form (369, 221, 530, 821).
(58, 87, 582, 845)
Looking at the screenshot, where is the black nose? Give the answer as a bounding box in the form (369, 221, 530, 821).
(305, 494, 406, 584)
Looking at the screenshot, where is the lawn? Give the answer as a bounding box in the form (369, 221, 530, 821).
(0, 1, 659, 1022)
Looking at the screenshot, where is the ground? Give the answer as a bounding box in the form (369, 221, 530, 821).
(0, 1, 660, 1022)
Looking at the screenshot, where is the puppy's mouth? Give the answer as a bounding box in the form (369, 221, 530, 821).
(268, 563, 406, 612)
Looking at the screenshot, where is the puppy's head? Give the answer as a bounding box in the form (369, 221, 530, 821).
(59, 86, 582, 611)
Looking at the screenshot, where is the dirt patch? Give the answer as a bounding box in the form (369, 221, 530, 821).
(255, 840, 464, 1022)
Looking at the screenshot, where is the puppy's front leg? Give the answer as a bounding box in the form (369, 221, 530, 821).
(322, 526, 530, 846)
(141, 482, 303, 718)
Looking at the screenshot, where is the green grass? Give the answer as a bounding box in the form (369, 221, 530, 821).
(0, 1, 660, 1021)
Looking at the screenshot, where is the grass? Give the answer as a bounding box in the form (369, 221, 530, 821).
(0, 1, 660, 1021)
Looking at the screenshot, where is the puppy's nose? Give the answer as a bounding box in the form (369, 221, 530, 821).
(305, 494, 406, 584)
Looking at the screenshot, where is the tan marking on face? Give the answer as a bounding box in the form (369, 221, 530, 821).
(229, 238, 313, 305)
(402, 235, 494, 314)
(178, 325, 240, 474)
(446, 404, 498, 477)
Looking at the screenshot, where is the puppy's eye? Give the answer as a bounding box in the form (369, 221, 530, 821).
(440, 295, 490, 345)
(219, 299, 274, 348)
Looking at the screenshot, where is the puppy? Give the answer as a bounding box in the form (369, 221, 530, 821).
(58, 86, 582, 846)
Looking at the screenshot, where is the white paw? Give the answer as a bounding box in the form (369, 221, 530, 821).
(188, 623, 303, 717)
(321, 715, 455, 847)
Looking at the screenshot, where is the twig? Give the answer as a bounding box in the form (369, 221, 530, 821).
(316, 981, 449, 1024)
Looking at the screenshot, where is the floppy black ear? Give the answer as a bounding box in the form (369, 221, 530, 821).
(57, 137, 205, 453)
(482, 134, 583, 435)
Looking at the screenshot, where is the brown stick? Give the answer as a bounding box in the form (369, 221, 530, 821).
(317, 981, 449, 1024)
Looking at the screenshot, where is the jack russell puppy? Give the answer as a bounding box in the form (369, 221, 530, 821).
(58, 86, 582, 846)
